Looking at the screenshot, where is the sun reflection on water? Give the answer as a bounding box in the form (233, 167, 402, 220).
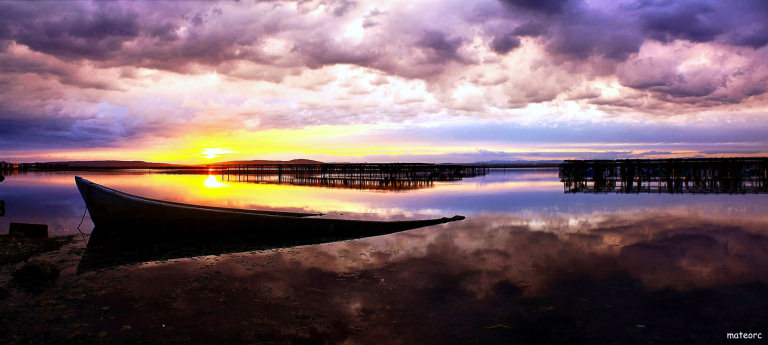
(203, 175, 227, 188)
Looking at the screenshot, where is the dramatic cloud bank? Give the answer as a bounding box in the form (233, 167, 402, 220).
(1, 0, 767, 162)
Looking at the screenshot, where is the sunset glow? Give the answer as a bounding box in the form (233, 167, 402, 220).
(202, 148, 232, 160)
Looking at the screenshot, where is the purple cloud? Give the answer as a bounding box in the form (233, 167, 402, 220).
(511, 21, 547, 37)
(639, 1, 723, 43)
(490, 34, 521, 54)
(0, 0, 767, 159)
(499, 0, 571, 14)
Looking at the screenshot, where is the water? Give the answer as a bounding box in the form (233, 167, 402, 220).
(2, 168, 767, 344)
(3, 168, 766, 234)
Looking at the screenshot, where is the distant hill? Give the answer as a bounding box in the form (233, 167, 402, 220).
(9, 159, 327, 170)
(472, 160, 562, 167)
(41, 160, 190, 168)
(211, 159, 323, 165)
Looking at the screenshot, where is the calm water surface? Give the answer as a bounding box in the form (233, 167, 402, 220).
(3, 168, 767, 235)
(1, 169, 767, 344)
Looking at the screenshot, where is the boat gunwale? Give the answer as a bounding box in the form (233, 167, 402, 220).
(75, 176, 325, 218)
(75, 176, 465, 224)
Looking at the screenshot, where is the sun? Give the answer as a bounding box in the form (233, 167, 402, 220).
(202, 148, 232, 160)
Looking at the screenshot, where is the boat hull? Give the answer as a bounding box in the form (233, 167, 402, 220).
(75, 176, 464, 240)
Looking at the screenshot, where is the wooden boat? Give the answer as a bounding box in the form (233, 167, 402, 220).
(75, 176, 464, 240)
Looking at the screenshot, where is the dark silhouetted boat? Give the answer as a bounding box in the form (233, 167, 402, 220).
(75, 176, 464, 272)
(75, 176, 464, 239)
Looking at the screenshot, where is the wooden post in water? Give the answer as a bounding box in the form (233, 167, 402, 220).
(559, 158, 768, 194)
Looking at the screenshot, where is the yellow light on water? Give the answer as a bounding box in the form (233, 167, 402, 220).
(203, 175, 227, 188)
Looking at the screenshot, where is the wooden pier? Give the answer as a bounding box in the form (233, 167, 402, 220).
(559, 158, 768, 194)
(207, 163, 488, 191)
(0, 161, 19, 174)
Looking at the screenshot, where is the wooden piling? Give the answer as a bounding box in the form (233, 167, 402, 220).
(559, 158, 768, 194)
(205, 163, 487, 191)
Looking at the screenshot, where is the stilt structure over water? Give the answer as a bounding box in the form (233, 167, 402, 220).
(207, 163, 488, 191)
(0, 161, 19, 173)
(559, 158, 768, 194)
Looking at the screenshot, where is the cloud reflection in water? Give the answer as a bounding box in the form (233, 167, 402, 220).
(73, 208, 768, 344)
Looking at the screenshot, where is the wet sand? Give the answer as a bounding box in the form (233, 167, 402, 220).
(2, 211, 768, 344)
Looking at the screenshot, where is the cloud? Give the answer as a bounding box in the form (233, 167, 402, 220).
(6, 2, 141, 61)
(616, 41, 768, 105)
(731, 28, 768, 49)
(0, 42, 118, 90)
(639, 1, 723, 43)
(416, 30, 467, 63)
(325, 0, 358, 17)
(0, 111, 108, 150)
(511, 21, 547, 37)
(0, 0, 767, 159)
(499, 0, 571, 14)
(547, 9, 645, 62)
(490, 34, 521, 54)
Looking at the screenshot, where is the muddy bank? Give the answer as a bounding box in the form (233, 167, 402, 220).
(0, 235, 74, 265)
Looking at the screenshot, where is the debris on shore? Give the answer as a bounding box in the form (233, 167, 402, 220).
(12, 259, 60, 284)
(0, 233, 74, 265)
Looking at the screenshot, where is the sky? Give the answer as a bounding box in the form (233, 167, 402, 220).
(1, 0, 768, 164)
